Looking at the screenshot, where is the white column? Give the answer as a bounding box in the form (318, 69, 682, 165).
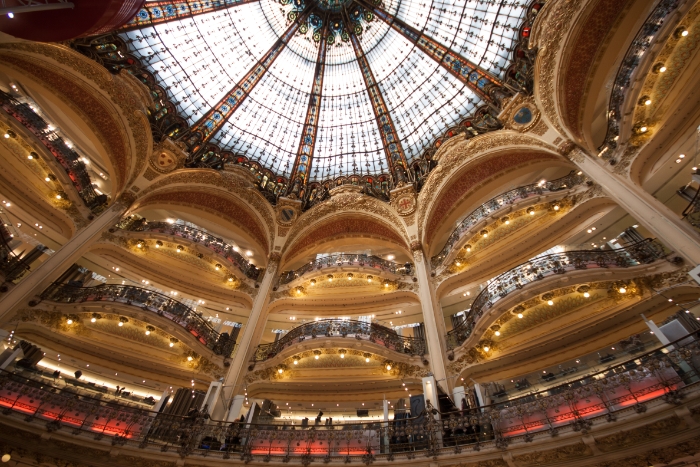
(452, 386, 466, 411)
(214, 258, 278, 421)
(413, 247, 449, 393)
(227, 394, 246, 422)
(382, 398, 390, 453)
(571, 148, 700, 264)
(0, 199, 131, 321)
(0, 346, 22, 370)
(641, 314, 671, 345)
(201, 381, 223, 416)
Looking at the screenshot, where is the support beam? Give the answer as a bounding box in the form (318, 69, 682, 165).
(357, 0, 510, 109)
(287, 15, 329, 192)
(347, 28, 409, 177)
(117, 0, 261, 32)
(183, 8, 310, 153)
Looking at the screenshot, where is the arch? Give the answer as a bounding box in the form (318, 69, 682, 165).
(0, 42, 152, 195)
(422, 149, 565, 247)
(134, 188, 270, 257)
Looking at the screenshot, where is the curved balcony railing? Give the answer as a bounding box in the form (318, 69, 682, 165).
(117, 219, 263, 281)
(431, 171, 587, 269)
(446, 239, 667, 349)
(597, 0, 679, 158)
(278, 254, 412, 287)
(0, 334, 697, 461)
(0, 91, 108, 212)
(252, 319, 427, 362)
(40, 284, 236, 357)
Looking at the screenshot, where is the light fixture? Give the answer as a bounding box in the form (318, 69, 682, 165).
(155, 240, 163, 248)
(215, 263, 222, 270)
(347, 273, 353, 280)
(480, 229, 488, 238)
(455, 261, 461, 267)
(228, 276, 234, 282)
(145, 325, 155, 335)
(517, 313, 523, 319)
(383, 280, 390, 288)
(314, 350, 321, 360)
(387, 255, 395, 261)
(170, 337, 178, 347)
(527, 207, 535, 215)
(465, 244, 472, 252)
(502, 216, 510, 225)
(386, 363, 392, 371)
(55, 194, 62, 200)
(367, 275, 373, 282)
(137, 242, 143, 248)
(66, 319, 73, 325)
(187, 356, 193, 361)
(245, 250, 253, 257)
(553, 204, 560, 211)
(278, 368, 284, 374)
(177, 245, 184, 252)
(483, 346, 489, 352)
(296, 287, 303, 294)
(364, 353, 371, 363)
(547, 300, 554, 306)
(119, 317, 128, 326)
(494, 331, 500, 336)
(339, 350, 346, 359)
(2, 454, 11, 463)
(584, 292, 590, 298)
(619, 287, 627, 294)
(327, 274, 333, 282)
(310, 279, 316, 286)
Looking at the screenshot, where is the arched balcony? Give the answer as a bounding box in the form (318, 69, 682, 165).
(446, 239, 668, 349)
(115, 218, 263, 281)
(251, 319, 426, 363)
(40, 283, 236, 357)
(431, 170, 588, 269)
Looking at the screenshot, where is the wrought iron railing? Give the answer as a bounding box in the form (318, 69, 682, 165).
(0, 91, 108, 211)
(446, 239, 667, 349)
(431, 171, 586, 268)
(40, 284, 235, 356)
(0, 334, 698, 462)
(252, 319, 426, 362)
(597, 0, 680, 158)
(117, 219, 263, 281)
(277, 254, 412, 287)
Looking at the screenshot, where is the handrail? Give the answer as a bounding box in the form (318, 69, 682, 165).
(252, 319, 427, 362)
(0, 91, 108, 212)
(430, 171, 587, 268)
(0, 332, 698, 460)
(40, 283, 236, 356)
(117, 218, 263, 281)
(446, 239, 667, 349)
(277, 254, 412, 287)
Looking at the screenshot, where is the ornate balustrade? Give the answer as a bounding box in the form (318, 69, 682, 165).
(597, 0, 680, 158)
(117, 219, 263, 281)
(431, 171, 587, 269)
(0, 91, 108, 212)
(40, 284, 236, 357)
(0, 334, 698, 463)
(446, 239, 667, 349)
(252, 319, 427, 362)
(277, 254, 411, 287)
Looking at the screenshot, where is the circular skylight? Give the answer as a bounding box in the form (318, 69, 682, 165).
(121, 0, 528, 182)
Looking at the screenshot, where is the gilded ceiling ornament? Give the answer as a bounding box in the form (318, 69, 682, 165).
(275, 196, 302, 226)
(148, 138, 187, 175)
(498, 94, 542, 133)
(390, 184, 418, 216)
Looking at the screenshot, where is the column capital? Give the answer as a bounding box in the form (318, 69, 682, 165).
(411, 241, 424, 263)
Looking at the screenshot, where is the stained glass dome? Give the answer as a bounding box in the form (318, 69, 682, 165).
(117, 0, 531, 185)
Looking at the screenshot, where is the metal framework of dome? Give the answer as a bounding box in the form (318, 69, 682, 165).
(73, 0, 540, 205)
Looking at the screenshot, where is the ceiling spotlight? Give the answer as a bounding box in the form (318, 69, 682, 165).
(66, 319, 73, 325)
(552, 204, 560, 211)
(465, 244, 472, 252)
(527, 207, 535, 215)
(310, 279, 316, 286)
(187, 356, 193, 361)
(177, 245, 184, 252)
(494, 331, 500, 336)
(483, 346, 489, 352)
(347, 273, 353, 280)
(517, 313, 523, 319)
(547, 300, 554, 306)
(367, 275, 373, 282)
(584, 292, 590, 298)
(2, 454, 11, 462)
(215, 263, 222, 270)
(619, 287, 627, 294)
(386, 364, 392, 371)
(327, 274, 333, 282)
(480, 229, 488, 238)
(278, 368, 284, 374)
(387, 255, 395, 261)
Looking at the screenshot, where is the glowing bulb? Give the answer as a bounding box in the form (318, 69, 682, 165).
(169, 342, 174, 347)
(278, 368, 283, 374)
(145, 330, 150, 335)
(27, 154, 33, 160)
(118, 322, 123, 327)
(553, 205, 560, 211)
(45, 177, 51, 182)
(583, 292, 590, 298)
(293, 360, 298, 364)
(91, 318, 96, 323)
(365, 357, 370, 363)
(386, 364, 392, 371)
(66, 319, 73, 325)
(340, 353, 344, 358)
(681, 30, 689, 36)
(517, 313, 523, 319)
(315, 355, 319, 360)
(547, 300, 554, 306)
(619, 287, 626, 294)
(659, 66, 667, 72)
(187, 356, 193, 361)
(494, 331, 500, 336)
(640, 126, 648, 133)
(2, 454, 11, 462)
(55, 195, 61, 200)
(483, 346, 489, 352)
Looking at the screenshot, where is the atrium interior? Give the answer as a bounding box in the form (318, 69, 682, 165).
(1, 0, 700, 465)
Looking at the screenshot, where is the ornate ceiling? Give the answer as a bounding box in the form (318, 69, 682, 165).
(115, 0, 531, 185)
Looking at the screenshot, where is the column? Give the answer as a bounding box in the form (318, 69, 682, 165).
(214, 256, 278, 421)
(0, 197, 132, 321)
(570, 147, 700, 264)
(413, 245, 450, 393)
